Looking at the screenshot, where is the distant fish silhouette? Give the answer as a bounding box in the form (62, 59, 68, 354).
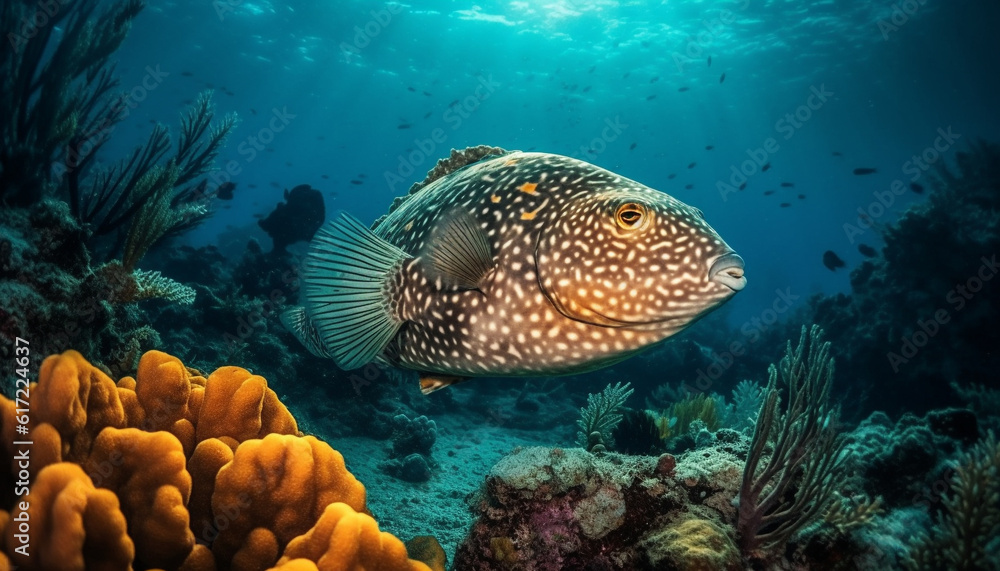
(910, 182, 924, 194)
(629, 142, 637, 150)
(705, 145, 714, 150)
(823, 250, 846, 271)
(646, 94, 657, 100)
(321, 175, 329, 179)
(688, 162, 696, 169)
(407, 86, 416, 92)
(853, 167, 877, 175)
(707, 56, 712, 67)
(423, 91, 432, 96)
(423, 111, 432, 119)
(798, 194, 805, 199)
(588, 65, 596, 73)
(685, 184, 694, 189)
(668, 173, 676, 179)
(678, 87, 690, 92)
(350, 180, 364, 185)
(781, 182, 795, 187)
(719, 73, 726, 83)
(763, 190, 775, 196)
(358, 174, 367, 178)
(582, 86, 591, 92)
(182, 71, 194, 77)
(832, 151, 843, 157)
(739, 182, 747, 190)
(762, 162, 771, 172)
(858, 244, 877, 258)
(623, 72, 630, 79)
(779, 202, 791, 208)
(398, 123, 412, 129)
(650, 76, 659, 83)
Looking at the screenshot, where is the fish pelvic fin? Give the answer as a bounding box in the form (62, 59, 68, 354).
(419, 373, 471, 395)
(305, 212, 409, 370)
(421, 209, 495, 290)
(280, 305, 333, 359)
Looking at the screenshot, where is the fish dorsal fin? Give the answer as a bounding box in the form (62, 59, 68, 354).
(280, 305, 332, 359)
(374, 146, 512, 230)
(304, 212, 409, 370)
(422, 210, 495, 290)
(419, 373, 470, 394)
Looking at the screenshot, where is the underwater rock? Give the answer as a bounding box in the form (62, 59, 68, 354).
(257, 184, 325, 253)
(381, 453, 434, 483)
(390, 414, 437, 458)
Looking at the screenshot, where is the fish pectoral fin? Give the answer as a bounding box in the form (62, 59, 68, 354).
(419, 373, 470, 395)
(421, 209, 495, 290)
(304, 212, 408, 370)
(280, 305, 333, 359)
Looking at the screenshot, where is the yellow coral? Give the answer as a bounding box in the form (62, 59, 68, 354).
(3, 463, 133, 571)
(211, 434, 366, 565)
(270, 503, 432, 571)
(642, 516, 740, 571)
(0, 350, 433, 571)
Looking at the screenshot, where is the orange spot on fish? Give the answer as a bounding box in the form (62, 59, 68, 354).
(490, 195, 501, 203)
(404, 220, 414, 231)
(520, 209, 539, 220)
(519, 182, 538, 195)
(504, 158, 519, 166)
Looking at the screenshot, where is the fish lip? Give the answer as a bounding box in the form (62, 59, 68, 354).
(709, 252, 747, 292)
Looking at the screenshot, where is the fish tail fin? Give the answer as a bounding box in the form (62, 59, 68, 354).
(280, 305, 332, 359)
(304, 212, 409, 370)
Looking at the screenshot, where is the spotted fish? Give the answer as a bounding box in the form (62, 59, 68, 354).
(282, 147, 746, 393)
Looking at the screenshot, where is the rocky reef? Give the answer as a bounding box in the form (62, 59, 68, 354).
(812, 140, 1000, 414)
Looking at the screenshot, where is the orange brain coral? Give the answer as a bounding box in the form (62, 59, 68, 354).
(0, 350, 436, 571)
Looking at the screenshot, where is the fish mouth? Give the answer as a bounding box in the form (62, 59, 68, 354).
(709, 252, 747, 292)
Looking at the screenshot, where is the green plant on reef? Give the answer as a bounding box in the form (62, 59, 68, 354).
(576, 381, 634, 453)
(1, 0, 143, 207)
(669, 393, 720, 436)
(904, 431, 1000, 570)
(1, 0, 237, 265)
(736, 325, 847, 561)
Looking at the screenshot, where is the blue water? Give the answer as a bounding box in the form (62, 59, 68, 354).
(99, 0, 999, 327)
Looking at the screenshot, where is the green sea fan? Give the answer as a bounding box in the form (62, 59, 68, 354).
(576, 381, 634, 452)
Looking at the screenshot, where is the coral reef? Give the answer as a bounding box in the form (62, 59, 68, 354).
(903, 431, 1000, 570)
(0, 350, 440, 570)
(812, 140, 1000, 414)
(380, 414, 437, 482)
(737, 325, 847, 560)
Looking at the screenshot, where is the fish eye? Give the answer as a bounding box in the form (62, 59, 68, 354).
(615, 202, 647, 230)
